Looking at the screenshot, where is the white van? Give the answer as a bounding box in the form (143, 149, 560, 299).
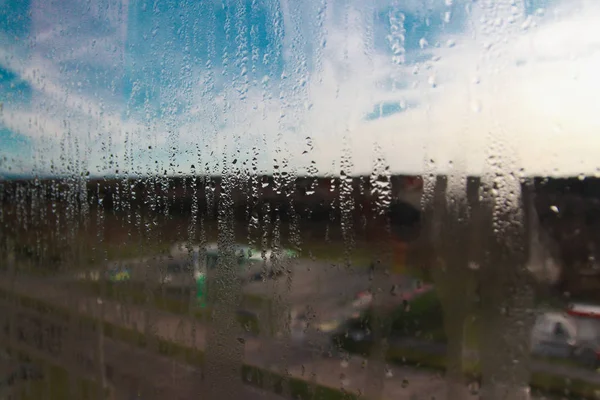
(531, 310, 600, 368)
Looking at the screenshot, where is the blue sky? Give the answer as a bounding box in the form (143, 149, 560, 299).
(1, 0, 599, 178)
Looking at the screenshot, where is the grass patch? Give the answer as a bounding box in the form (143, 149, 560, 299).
(1, 345, 106, 400)
(531, 371, 600, 399)
(24, 362, 102, 400)
(101, 243, 172, 265)
(242, 364, 358, 400)
(337, 290, 447, 344)
(386, 346, 470, 373)
(389, 291, 445, 338)
(73, 281, 269, 335)
(298, 241, 373, 266)
(383, 345, 600, 400)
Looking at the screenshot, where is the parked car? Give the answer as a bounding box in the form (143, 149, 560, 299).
(531, 308, 600, 368)
(530, 312, 578, 359)
(201, 242, 299, 282)
(85, 242, 298, 285)
(285, 290, 374, 353)
(152, 242, 298, 301)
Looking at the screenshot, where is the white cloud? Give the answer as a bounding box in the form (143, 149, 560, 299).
(302, 0, 600, 177)
(396, 0, 600, 177)
(2, 0, 600, 178)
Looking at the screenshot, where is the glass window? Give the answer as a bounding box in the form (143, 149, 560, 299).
(1, 0, 599, 399)
(553, 322, 568, 337)
(575, 318, 600, 341)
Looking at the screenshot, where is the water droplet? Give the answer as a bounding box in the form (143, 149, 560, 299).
(428, 75, 437, 88)
(340, 373, 350, 387)
(469, 381, 480, 395)
(385, 366, 394, 378)
(403, 299, 411, 312)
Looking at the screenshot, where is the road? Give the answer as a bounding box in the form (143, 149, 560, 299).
(242, 259, 429, 335)
(0, 268, 595, 400)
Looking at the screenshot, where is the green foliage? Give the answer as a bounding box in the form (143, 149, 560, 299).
(339, 290, 445, 340)
(242, 364, 358, 400)
(76, 281, 266, 335)
(1, 346, 106, 400)
(389, 290, 445, 339)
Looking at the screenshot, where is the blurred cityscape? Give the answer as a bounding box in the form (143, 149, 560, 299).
(0, 174, 599, 399)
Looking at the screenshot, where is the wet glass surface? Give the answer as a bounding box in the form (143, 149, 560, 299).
(1, 1, 600, 399)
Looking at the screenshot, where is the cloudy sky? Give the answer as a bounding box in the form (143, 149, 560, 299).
(0, 0, 598, 178)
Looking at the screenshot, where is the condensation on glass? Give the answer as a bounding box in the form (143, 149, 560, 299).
(0, 0, 599, 399)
